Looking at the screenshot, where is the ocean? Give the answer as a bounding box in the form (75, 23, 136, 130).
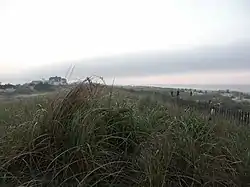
(150, 84, 250, 93)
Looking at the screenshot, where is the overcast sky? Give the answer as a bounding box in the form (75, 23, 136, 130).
(0, 0, 250, 85)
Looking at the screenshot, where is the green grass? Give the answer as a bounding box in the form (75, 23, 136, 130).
(0, 80, 250, 186)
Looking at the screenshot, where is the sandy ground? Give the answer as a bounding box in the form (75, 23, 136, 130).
(14, 92, 49, 98)
(0, 92, 53, 101)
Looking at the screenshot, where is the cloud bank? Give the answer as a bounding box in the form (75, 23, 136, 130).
(1, 41, 250, 84)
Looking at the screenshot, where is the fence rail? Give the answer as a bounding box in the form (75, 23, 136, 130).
(125, 88, 250, 125)
(175, 98, 250, 125)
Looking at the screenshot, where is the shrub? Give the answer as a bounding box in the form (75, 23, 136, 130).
(34, 82, 54, 92)
(0, 80, 144, 186)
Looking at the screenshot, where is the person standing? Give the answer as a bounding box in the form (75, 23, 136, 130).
(171, 91, 174, 97)
(177, 90, 180, 97)
(208, 100, 215, 121)
(190, 91, 193, 96)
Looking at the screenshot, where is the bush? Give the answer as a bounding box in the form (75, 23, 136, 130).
(34, 82, 54, 92)
(14, 86, 33, 94)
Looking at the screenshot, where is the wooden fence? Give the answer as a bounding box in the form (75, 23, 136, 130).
(175, 98, 250, 125)
(125, 88, 250, 125)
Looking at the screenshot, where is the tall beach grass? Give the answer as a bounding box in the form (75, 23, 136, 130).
(0, 78, 250, 186)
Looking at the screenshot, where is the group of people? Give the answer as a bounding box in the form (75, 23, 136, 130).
(169, 89, 219, 121)
(170, 90, 193, 97)
(170, 90, 180, 97)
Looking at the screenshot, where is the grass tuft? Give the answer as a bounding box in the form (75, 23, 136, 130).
(0, 78, 250, 186)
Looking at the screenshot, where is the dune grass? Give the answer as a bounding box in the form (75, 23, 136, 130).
(0, 79, 250, 186)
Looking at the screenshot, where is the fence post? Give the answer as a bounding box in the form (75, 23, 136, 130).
(244, 112, 248, 125)
(233, 111, 236, 122)
(229, 110, 232, 120)
(240, 112, 244, 125)
(247, 112, 250, 125)
(238, 111, 241, 124)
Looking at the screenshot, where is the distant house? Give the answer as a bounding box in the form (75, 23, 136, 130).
(48, 76, 67, 85)
(0, 84, 17, 93)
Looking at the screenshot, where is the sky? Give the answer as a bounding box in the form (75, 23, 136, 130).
(0, 0, 250, 85)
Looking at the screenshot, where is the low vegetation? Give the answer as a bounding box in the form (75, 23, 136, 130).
(0, 78, 250, 186)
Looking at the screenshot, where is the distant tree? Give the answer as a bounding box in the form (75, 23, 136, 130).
(14, 86, 33, 94)
(34, 82, 53, 92)
(0, 84, 16, 90)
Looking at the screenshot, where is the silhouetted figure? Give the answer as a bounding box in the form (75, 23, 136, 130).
(190, 91, 193, 96)
(171, 91, 174, 97)
(208, 100, 216, 121)
(177, 90, 180, 97)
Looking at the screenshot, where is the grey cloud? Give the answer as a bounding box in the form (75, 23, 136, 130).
(72, 41, 250, 78)
(2, 41, 250, 83)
